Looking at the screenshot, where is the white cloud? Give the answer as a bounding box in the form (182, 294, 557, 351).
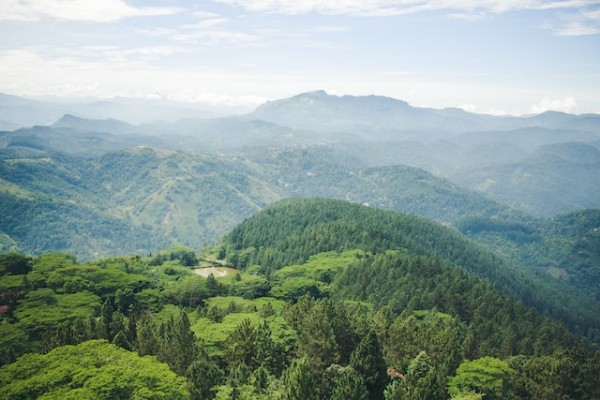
(138, 15, 261, 45)
(0, 47, 593, 114)
(192, 11, 221, 18)
(447, 12, 487, 21)
(213, 0, 600, 17)
(39, 45, 192, 64)
(458, 103, 478, 112)
(138, 14, 343, 47)
(530, 97, 578, 113)
(0, 0, 180, 22)
(551, 7, 600, 35)
(171, 29, 260, 45)
(305, 25, 350, 33)
(180, 18, 229, 30)
(0, 48, 276, 107)
(214, 0, 600, 36)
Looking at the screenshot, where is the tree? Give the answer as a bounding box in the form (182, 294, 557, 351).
(330, 301, 358, 364)
(0, 253, 32, 275)
(350, 330, 388, 400)
(449, 357, 514, 400)
(283, 357, 319, 400)
(296, 301, 340, 369)
(330, 367, 368, 400)
(254, 321, 285, 375)
(135, 317, 159, 356)
(100, 297, 114, 340)
(157, 311, 199, 375)
(224, 318, 257, 368)
(251, 366, 270, 394)
(385, 310, 464, 374)
(187, 358, 225, 400)
(207, 273, 221, 296)
(0, 340, 189, 399)
(112, 329, 132, 350)
(385, 351, 444, 400)
(512, 349, 590, 400)
(165, 276, 208, 307)
(259, 301, 276, 317)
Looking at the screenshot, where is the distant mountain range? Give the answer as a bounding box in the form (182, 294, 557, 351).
(0, 145, 519, 260)
(0, 92, 250, 128)
(254, 90, 600, 136)
(1, 89, 599, 322)
(3, 89, 600, 135)
(2, 90, 598, 216)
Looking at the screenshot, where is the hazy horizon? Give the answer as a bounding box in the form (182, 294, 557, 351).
(1, 0, 599, 116)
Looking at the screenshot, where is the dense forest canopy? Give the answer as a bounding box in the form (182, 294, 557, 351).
(1, 199, 599, 399)
(220, 198, 600, 340)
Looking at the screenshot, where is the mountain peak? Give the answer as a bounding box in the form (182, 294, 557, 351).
(298, 90, 328, 97)
(53, 113, 85, 125)
(51, 113, 135, 133)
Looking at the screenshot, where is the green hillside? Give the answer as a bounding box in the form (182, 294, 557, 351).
(0, 146, 283, 259)
(1, 208, 599, 398)
(0, 144, 523, 260)
(219, 198, 600, 340)
(455, 142, 600, 216)
(247, 147, 520, 226)
(459, 209, 600, 300)
(2, 143, 598, 331)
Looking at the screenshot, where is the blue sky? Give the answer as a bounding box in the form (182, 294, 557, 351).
(1, 0, 599, 114)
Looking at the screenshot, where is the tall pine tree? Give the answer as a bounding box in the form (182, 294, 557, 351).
(350, 330, 388, 400)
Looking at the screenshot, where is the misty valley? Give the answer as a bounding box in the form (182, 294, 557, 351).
(1, 91, 600, 399)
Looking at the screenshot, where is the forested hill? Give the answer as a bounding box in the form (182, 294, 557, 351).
(459, 208, 600, 301)
(220, 198, 600, 340)
(1, 215, 600, 398)
(0, 144, 521, 260)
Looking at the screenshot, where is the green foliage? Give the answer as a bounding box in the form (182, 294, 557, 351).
(221, 198, 600, 338)
(223, 319, 285, 374)
(192, 307, 294, 359)
(329, 366, 368, 400)
(150, 246, 199, 267)
(282, 357, 319, 400)
(385, 351, 445, 400)
(385, 310, 464, 373)
(186, 358, 225, 400)
(509, 348, 600, 400)
(14, 289, 100, 335)
(448, 357, 514, 400)
(205, 296, 286, 314)
(0, 193, 599, 399)
(335, 251, 576, 359)
(460, 209, 600, 302)
(162, 275, 208, 307)
(0, 322, 30, 365)
(156, 310, 199, 375)
(350, 330, 388, 400)
(284, 297, 358, 368)
(224, 318, 259, 367)
(270, 250, 365, 300)
(0, 253, 32, 275)
(0, 339, 189, 399)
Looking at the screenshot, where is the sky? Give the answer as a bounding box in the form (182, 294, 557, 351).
(0, 0, 599, 115)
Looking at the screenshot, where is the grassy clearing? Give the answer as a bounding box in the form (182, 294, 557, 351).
(193, 267, 239, 278)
